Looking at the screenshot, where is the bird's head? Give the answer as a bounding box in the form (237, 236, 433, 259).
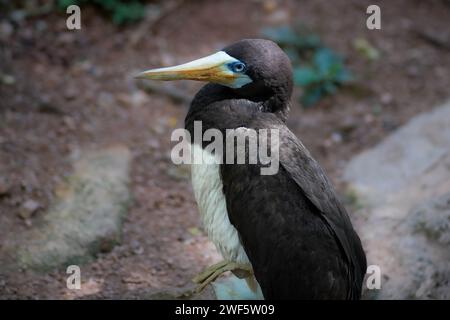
(137, 39, 293, 106)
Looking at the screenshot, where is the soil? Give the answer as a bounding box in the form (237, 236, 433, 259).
(1, 0, 449, 299)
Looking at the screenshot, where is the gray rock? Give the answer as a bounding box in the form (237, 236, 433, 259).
(412, 193, 450, 246)
(16, 145, 131, 271)
(19, 199, 41, 220)
(344, 100, 450, 299)
(389, 193, 450, 299)
(344, 101, 450, 205)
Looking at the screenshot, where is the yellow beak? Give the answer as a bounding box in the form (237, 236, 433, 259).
(135, 51, 252, 88)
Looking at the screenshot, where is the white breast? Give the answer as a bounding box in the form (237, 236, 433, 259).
(190, 144, 250, 264)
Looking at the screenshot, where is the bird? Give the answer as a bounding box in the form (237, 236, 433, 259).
(137, 39, 367, 299)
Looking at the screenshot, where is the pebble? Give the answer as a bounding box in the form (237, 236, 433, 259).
(19, 199, 41, 220)
(331, 132, 343, 143)
(0, 74, 16, 85)
(64, 86, 78, 100)
(0, 21, 13, 40)
(0, 177, 11, 196)
(380, 93, 393, 105)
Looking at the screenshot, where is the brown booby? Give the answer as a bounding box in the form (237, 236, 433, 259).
(137, 39, 367, 299)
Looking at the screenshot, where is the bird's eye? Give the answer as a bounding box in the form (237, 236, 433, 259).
(230, 62, 246, 73)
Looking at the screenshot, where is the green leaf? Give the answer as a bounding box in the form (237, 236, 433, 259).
(262, 24, 354, 108)
(188, 227, 202, 236)
(58, 0, 145, 24)
(301, 86, 324, 107)
(353, 37, 380, 61)
(263, 26, 322, 51)
(284, 47, 301, 65)
(323, 81, 337, 94)
(314, 48, 339, 76)
(293, 67, 320, 86)
(296, 34, 321, 50)
(57, 0, 80, 9)
(111, 2, 145, 24)
(335, 67, 353, 83)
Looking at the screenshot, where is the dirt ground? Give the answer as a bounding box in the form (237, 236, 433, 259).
(1, 0, 450, 299)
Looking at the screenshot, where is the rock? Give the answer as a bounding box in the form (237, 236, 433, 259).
(388, 193, 450, 299)
(116, 91, 148, 109)
(343, 100, 450, 299)
(0, 21, 13, 40)
(0, 73, 16, 86)
(267, 9, 290, 24)
(63, 116, 76, 131)
(19, 199, 41, 220)
(0, 177, 11, 196)
(16, 145, 131, 271)
(380, 93, 393, 105)
(97, 92, 115, 109)
(64, 85, 78, 100)
(344, 100, 450, 205)
(412, 194, 450, 246)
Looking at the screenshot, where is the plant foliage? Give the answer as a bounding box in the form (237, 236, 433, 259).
(263, 25, 352, 107)
(57, 0, 146, 25)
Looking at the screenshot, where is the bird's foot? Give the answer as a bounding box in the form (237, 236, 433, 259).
(192, 261, 253, 293)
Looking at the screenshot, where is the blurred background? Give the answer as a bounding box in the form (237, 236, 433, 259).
(0, 0, 449, 299)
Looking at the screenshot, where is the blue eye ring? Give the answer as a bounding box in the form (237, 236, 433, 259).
(229, 62, 247, 73)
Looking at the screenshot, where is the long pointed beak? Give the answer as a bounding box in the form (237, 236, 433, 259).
(135, 51, 250, 88)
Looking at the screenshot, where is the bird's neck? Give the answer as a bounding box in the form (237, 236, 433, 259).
(188, 84, 236, 112)
(261, 93, 290, 122)
(186, 84, 290, 124)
